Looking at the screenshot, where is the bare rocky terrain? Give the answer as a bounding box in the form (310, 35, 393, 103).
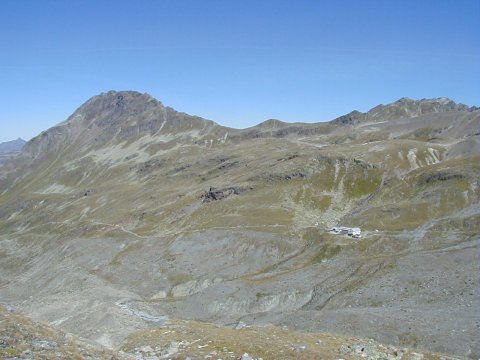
(0, 138, 26, 166)
(0, 91, 478, 359)
(0, 305, 467, 360)
(0, 138, 25, 155)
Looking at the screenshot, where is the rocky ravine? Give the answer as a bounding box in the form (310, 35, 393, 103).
(0, 91, 478, 358)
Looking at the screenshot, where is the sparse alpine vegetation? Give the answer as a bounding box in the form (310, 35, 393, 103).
(0, 91, 478, 359)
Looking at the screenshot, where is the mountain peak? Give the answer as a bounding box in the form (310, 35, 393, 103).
(395, 97, 414, 103)
(330, 110, 365, 125)
(73, 90, 162, 124)
(0, 138, 26, 154)
(87, 90, 158, 104)
(329, 97, 476, 126)
(256, 119, 289, 129)
(391, 96, 469, 109)
(21, 90, 223, 161)
(364, 97, 474, 122)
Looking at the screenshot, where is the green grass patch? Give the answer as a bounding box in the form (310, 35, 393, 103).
(344, 170, 382, 198)
(256, 292, 269, 299)
(310, 243, 341, 263)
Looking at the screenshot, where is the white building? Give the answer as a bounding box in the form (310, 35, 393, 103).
(329, 226, 361, 238)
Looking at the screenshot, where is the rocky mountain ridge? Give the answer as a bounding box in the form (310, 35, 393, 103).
(11, 91, 479, 166)
(332, 97, 477, 125)
(0, 138, 26, 166)
(18, 91, 226, 167)
(0, 137, 26, 154)
(0, 91, 478, 359)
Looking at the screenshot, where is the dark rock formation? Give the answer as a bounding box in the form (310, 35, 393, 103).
(201, 186, 244, 202)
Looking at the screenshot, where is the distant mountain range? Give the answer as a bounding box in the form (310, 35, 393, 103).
(0, 137, 25, 154)
(0, 91, 478, 358)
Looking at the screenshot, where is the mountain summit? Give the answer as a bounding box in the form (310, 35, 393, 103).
(22, 91, 227, 162)
(19, 92, 479, 161)
(332, 97, 476, 125)
(0, 92, 478, 358)
(0, 137, 26, 154)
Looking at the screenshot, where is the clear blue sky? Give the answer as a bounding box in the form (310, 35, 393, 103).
(0, 0, 479, 143)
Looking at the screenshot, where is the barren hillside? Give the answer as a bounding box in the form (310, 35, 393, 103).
(0, 91, 478, 359)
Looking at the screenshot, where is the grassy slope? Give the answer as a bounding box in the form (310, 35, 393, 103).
(0, 102, 478, 358)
